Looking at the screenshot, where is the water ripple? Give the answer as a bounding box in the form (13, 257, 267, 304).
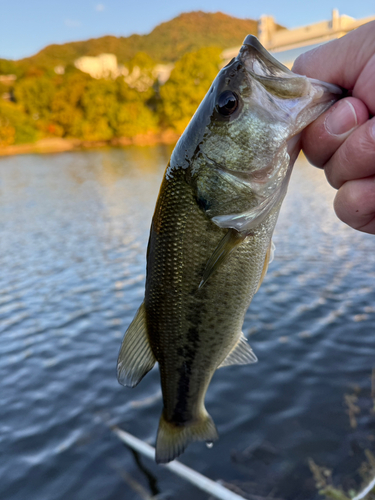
(1, 149, 374, 500)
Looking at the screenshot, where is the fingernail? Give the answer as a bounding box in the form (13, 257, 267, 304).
(325, 100, 357, 136)
(370, 119, 375, 142)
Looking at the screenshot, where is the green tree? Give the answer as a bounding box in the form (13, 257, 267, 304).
(80, 79, 118, 140)
(13, 76, 55, 122)
(123, 52, 157, 93)
(50, 72, 90, 137)
(126, 52, 156, 74)
(0, 101, 39, 145)
(80, 77, 157, 140)
(114, 78, 157, 137)
(159, 46, 222, 133)
(0, 59, 22, 77)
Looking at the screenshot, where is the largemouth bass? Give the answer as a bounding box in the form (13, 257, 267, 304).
(117, 36, 341, 464)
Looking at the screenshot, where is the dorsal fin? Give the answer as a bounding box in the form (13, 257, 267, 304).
(117, 302, 156, 388)
(218, 333, 257, 368)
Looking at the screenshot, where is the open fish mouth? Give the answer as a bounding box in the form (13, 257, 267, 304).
(240, 34, 341, 96)
(239, 35, 342, 129)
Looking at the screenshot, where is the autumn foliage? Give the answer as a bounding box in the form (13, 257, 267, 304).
(0, 46, 224, 145)
(0, 12, 260, 146)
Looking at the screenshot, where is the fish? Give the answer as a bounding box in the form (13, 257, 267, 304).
(117, 35, 341, 464)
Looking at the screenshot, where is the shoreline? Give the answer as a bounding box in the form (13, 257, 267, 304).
(0, 130, 180, 157)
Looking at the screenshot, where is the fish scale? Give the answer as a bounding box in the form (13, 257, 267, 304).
(147, 167, 271, 403)
(117, 35, 342, 463)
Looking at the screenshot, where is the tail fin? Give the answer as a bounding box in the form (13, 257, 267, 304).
(155, 411, 218, 464)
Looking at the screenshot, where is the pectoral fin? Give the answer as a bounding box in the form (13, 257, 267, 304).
(117, 302, 156, 388)
(256, 240, 275, 293)
(199, 229, 244, 289)
(218, 333, 257, 368)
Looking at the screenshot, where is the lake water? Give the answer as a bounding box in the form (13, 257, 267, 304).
(1, 146, 375, 500)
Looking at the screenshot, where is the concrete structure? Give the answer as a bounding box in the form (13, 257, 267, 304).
(223, 10, 375, 68)
(123, 65, 153, 91)
(153, 64, 174, 85)
(74, 53, 122, 79)
(73, 53, 173, 89)
(0, 75, 17, 84)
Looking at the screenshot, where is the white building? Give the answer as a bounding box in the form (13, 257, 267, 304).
(74, 53, 121, 79)
(223, 10, 375, 68)
(73, 53, 174, 90)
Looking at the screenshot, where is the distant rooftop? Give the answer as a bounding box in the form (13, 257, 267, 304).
(270, 42, 324, 67)
(222, 9, 375, 68)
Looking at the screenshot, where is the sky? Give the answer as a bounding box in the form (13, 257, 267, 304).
(0, 0, 374, 60)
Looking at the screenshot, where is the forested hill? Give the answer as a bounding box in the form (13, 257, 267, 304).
(0, 11, 284, 149)
(19, 11, 261, 68)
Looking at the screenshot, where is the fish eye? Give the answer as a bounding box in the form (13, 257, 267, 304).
(217, 91, 239, 116)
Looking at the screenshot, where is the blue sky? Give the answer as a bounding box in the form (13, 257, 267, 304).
(0, 0, 374, 60)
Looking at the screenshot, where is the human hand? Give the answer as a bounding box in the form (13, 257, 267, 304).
(292, 21, 375, 234)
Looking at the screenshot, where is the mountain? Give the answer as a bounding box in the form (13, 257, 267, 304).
(17, 11, 276, 69)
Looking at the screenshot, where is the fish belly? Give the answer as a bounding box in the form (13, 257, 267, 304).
(144, 169, 277, 462)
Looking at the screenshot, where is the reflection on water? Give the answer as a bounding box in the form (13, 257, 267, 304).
(0, 147, 374, 500)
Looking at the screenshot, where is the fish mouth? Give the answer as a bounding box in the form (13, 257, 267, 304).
(239, 35, 342, 129)
(240, 35, 295, 78)
(240, 35, 341, 96)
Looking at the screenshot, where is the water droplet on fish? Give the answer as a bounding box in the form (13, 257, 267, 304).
(206, 441, 213, 449)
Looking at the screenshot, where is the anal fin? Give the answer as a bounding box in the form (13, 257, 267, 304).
(218, 333, 257, 368)
(117, 302, 156, 388)
(199, 229, 244, 289)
